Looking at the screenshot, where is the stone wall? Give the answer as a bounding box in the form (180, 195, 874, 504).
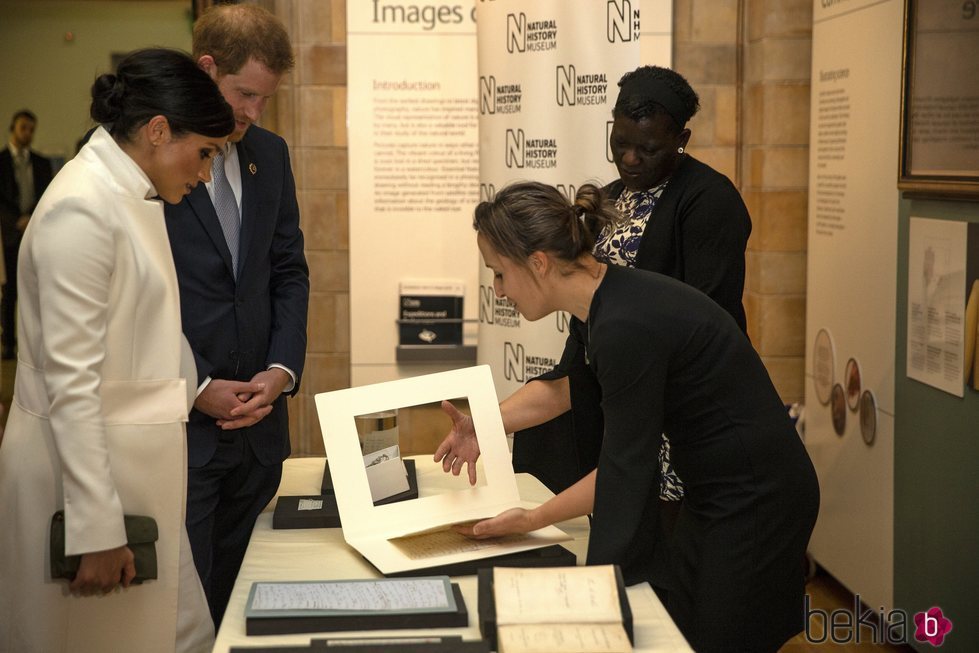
(266, 0, 350, 456)
(740, 0, 811, 403)
(676, 0, 811, 403)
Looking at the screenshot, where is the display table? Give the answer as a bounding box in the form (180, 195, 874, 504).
(212, 457, 692, 652)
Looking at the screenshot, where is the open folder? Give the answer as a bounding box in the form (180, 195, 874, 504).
(314, 365, 571, 576)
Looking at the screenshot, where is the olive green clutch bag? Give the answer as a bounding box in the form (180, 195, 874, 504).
(50, 510, 159, 583)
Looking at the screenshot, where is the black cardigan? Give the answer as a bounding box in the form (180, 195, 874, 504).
(603, 154, 750, 332)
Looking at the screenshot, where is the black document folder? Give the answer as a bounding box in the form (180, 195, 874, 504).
(322, 459, 420, 506)
(230, 640, 489, 652)
(272, 495, 341, 530)
(230, 647, 314, 652)
(314, 637, 488, 652)
(245, 582, 468, 636)
(477, 565, 633, 651)
(276, 460, 422, 530)
(381, 543, 577, 579)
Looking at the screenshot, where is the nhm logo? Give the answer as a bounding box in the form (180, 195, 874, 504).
(507, 13, 526, 53)
(505, 129, 525, 169)
(479, 183, 496, 203)
(503, 342, 524, 382)
(556, 184, 577, 201)
(556, 65, 576, 106)
(479, 285, 494, 324)
(480, 76, 496, 114)
(607, 0, 638, 42)
(606, 121, 615, 162)
(555, 311, 570, 334)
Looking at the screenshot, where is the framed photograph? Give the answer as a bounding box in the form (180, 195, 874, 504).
(898, 0, 979, 199)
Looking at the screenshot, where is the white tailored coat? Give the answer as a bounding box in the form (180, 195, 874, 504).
(0, 127, 207, 653)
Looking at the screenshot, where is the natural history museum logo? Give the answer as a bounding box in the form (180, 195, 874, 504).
(606, 0, 639, 42)
(506, 12, 557, 53)
(556, 184, 577, 202)
(554, 310, 570, 335)
(504, 129, 558, 170)
(555, 65, 609, 107)
(606, 121, 615, 162)
(502, 342, 558, 384)
(480, 76, 522, 115)
(479, 183, 496, 203)
(479, 284, 519, 329)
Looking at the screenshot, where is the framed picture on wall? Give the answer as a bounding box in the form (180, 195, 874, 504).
(898, 0, 979, 199)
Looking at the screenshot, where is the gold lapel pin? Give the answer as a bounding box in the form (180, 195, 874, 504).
(249, 163, 257, 175)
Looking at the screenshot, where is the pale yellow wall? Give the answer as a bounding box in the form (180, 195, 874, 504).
(0, 1, 192, 166)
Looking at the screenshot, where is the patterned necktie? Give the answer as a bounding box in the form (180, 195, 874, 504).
(211, 150, 240, 276)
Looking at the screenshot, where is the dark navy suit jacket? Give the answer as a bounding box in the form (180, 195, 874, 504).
(0, 147, 53, 248)
(164, 125, 309, 469)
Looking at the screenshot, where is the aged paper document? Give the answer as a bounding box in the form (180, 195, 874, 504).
(492, 566, 631, 653)
(390, 529, 530, 560)
(498, 623, 631, 653)
(494, 566, 622, 624)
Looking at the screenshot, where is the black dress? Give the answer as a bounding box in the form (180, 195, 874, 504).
(513, 155, 752, 493)
(582, 265, 819, 653)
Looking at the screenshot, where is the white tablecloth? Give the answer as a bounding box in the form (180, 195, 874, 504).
(212, 457, 692, 652)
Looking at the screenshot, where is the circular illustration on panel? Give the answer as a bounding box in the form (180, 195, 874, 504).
(830, 383, 846, 436)
(844, 357, 862, 411)
(813, 328, 836, 406)
(860, 390, 877, 446)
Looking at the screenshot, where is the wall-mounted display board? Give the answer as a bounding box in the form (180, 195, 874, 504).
(895, 201, 979, 653)
(805, 0, 907, 614)
(904, 217, 979, 397)
(898, 0, 979, 199)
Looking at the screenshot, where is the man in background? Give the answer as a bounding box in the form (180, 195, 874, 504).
(164, 4, 309, 628)
(0, 110, 52, 359)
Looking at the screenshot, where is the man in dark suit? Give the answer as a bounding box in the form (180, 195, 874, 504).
(0, 110, 53, 359)
(164, 5, 309, 628)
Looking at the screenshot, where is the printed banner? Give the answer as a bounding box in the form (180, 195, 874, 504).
(475, 0, 668, 399)
(347, 1, 480, 386)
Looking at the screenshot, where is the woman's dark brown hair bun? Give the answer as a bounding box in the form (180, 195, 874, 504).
(88, 48, 234, 143)
(89, 73, 126, 125)
(473, 181, 622, 268)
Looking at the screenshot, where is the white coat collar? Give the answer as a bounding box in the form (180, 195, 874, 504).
(82, 126, 158, 201)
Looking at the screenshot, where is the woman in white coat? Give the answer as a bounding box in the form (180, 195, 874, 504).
(0, 49, 234, 653)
